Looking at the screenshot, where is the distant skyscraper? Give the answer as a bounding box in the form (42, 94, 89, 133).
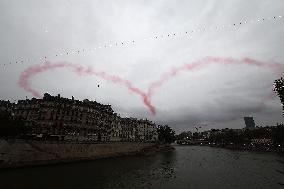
(244, 117, 255, 129)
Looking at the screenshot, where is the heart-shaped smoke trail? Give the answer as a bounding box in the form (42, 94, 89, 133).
(18, 62, 155, 114)
(146, 57, 283, 101)
(18, 57, 284, 115)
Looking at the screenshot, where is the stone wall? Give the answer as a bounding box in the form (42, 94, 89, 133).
(0, 139, 156, 168)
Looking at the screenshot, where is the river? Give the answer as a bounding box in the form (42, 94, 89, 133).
(0, 145, 284, 189)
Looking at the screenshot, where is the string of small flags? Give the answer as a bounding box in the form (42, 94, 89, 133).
(1, 15, 282, 68)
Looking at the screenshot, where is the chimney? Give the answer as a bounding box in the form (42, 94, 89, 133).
(72, 96, 74, 101)
(57, 94, 60, 98)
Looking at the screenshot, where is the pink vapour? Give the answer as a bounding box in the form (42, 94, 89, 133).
(18, 62, 155, 114)
(146, 57, 283, 101)
(18, 57, 284, 115)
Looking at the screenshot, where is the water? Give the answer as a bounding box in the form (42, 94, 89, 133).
(0, 145, 284, 189)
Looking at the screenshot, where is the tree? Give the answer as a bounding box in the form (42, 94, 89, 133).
(272, 124, 284, 145)
(274, 77, 284, 116)
(157, 125, 175, 144)
(0, 111, 27, 137)
(176, 131, 192, 140)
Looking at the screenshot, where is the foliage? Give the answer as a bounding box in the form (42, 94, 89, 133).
(272, 124, 284, 145)
(176, 131, 192, 140)
(208, 129, 244, 144)
(274, 77, 284, 115)
(157, 125, 175, 144)
(206, 125, 284, 145)
(0, 111, 27, 137)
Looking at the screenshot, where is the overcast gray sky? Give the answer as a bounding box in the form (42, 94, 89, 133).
(0, 0, 284, 132)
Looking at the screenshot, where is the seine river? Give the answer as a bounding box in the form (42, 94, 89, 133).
(0, 145, 284, 189)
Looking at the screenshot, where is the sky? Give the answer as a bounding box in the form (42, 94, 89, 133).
(0, 0, 284, 133)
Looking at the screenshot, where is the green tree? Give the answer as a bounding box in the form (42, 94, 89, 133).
(0, 111, 27, 137)
(272, 124, 284, 145)
(176, 131, 192, 140)
(274, 77, 284, 116)
(157, 125, 175, 144)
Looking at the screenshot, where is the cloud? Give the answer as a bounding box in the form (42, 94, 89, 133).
(0, 0, 284, 131)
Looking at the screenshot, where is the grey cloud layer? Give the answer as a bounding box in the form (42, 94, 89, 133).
(0, 0, 284, 132)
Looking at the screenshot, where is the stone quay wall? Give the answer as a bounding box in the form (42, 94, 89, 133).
(0, 139, 158, 169)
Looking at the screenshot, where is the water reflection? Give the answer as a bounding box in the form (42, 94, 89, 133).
(106, 150, 177, 189)
(0, 146, 284, 189)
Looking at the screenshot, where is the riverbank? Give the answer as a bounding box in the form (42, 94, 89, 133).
(212, 144, 284, 153)
(0, 139, 174, 169)
(176, 142, 284, 153)
(194, 143, 284, 153)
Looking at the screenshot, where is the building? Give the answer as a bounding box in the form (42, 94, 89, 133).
(244, 117, 255, 129)
(251, 138, 273, 145)
(0, 93, 158, 142)
(0, 100, 14, 115)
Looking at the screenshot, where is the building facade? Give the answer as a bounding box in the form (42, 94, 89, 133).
(0, 93, 158, 142)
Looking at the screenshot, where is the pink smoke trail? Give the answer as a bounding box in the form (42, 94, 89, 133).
(18, 57, 284, 115)
(147, 57, 284, 101)
(18, 61, 155, 114)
